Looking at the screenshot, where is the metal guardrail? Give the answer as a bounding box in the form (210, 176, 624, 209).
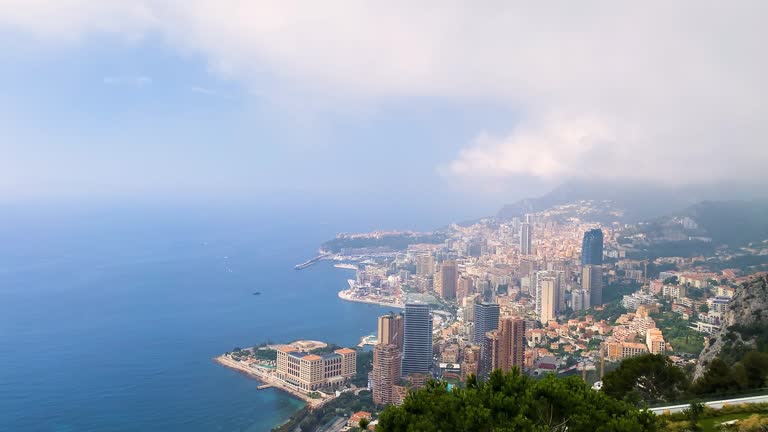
(649, 393, 768, 414)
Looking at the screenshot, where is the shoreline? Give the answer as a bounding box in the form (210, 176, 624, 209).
(337, 289, 405, 309)
(214, 355, 330, 409)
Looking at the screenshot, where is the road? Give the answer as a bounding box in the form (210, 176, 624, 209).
(317, 416, 347, 432)
(649, 394, 768, 414)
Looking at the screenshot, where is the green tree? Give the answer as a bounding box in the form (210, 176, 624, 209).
(602, 354, 689, 405)
(682, 401, 704, 431)
(377, 369, 658, 431)
(358, 417, 370, 430)
(692, 358, 740, 396)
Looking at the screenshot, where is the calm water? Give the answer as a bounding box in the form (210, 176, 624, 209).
(0, 205, 424, 432)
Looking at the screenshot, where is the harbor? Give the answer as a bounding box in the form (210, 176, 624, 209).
(293, 252, 333, 270)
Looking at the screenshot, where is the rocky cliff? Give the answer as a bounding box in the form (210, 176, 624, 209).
(694, 275, 768, 379)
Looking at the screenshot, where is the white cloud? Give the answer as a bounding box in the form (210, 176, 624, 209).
(1, 1, 767, 184)
(103, 76, 153, 87)
(190, 86, 218, 96)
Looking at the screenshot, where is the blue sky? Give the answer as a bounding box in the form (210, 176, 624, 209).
(0, 32, 531, 218)
(1, 2, 766, 220)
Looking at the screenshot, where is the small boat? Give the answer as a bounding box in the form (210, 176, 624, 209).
(252, 292, 262, 296)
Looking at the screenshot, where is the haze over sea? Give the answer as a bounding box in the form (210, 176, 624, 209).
(0, 203, 446, 432)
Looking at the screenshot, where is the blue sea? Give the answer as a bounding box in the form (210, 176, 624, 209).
(0, 204, 440, 432)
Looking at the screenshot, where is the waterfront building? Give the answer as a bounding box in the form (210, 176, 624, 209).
(520, 222, 532, 255)
(582, 265, 603, 306)
(372, 344, 402, 405)
(275, 346, 356, 391)
(378, 312, 404, 351)
(402, 303, 433, 376)
(437, 260, 457, 300)
(581, 228, 604, 266)
(472, 301, 500, 344)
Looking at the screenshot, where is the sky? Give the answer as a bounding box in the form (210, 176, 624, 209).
(1, 1, 766, 219)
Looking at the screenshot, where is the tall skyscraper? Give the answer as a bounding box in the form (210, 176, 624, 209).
(402, 303, 433, 376)
(499, 317, 526, 372)
(583, 265, 603, 307)
(473, 301, 500, 344)
(372, 343, 402, 405)
(538, 277, 556, 325)
(520, 222, 532, 255)
(378, 312, 404, 351)
(479, 316, 527, 378)
(437, 261, 457, 300)
(535, 270, 564, 318)
(581, 228, 604, 266)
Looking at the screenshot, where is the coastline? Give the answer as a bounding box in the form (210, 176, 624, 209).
(214, 355, 328, 409)
(337, 289, 405, 309)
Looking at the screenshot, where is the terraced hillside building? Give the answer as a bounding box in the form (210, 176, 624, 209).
(275, 346, 356, 391)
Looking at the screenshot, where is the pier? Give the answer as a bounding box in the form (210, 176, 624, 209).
(294, 253, 332, 270)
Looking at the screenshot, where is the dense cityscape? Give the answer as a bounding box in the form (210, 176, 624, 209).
(217, 199, 768, 431)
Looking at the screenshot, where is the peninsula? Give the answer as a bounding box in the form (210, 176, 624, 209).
(215, 340, 359, 409)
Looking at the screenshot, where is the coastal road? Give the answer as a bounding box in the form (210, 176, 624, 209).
(317, 416, 347, 432)
(649, 394, 768, 414)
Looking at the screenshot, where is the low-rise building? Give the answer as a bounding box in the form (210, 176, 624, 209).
(276, 346, 356, 391)
(606, 341, 648, 361)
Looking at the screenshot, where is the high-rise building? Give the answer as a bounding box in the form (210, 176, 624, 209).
(479, 330, 500, 378)
(372, 344, 402, 405)
(581, 229, 604, 266)
(499, 317, 526, 372)
(520, 222, 532, 255)
(480, 317, 526, 377)
(519, 257, 539, 296)
(457, 275, 474, 300)
(538, 277, 556, 325)
(402, 303, 433, 376)
(462, 293, 480, 322)
(582, 265, 603, 307)
(378, 312, 404, 351)
(535, 270, 564, 318)
(437, 261, 457, 300)
(416, 255, 435, 277)
(473, 301, 500, 344)
(571, 288, 591, 312)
